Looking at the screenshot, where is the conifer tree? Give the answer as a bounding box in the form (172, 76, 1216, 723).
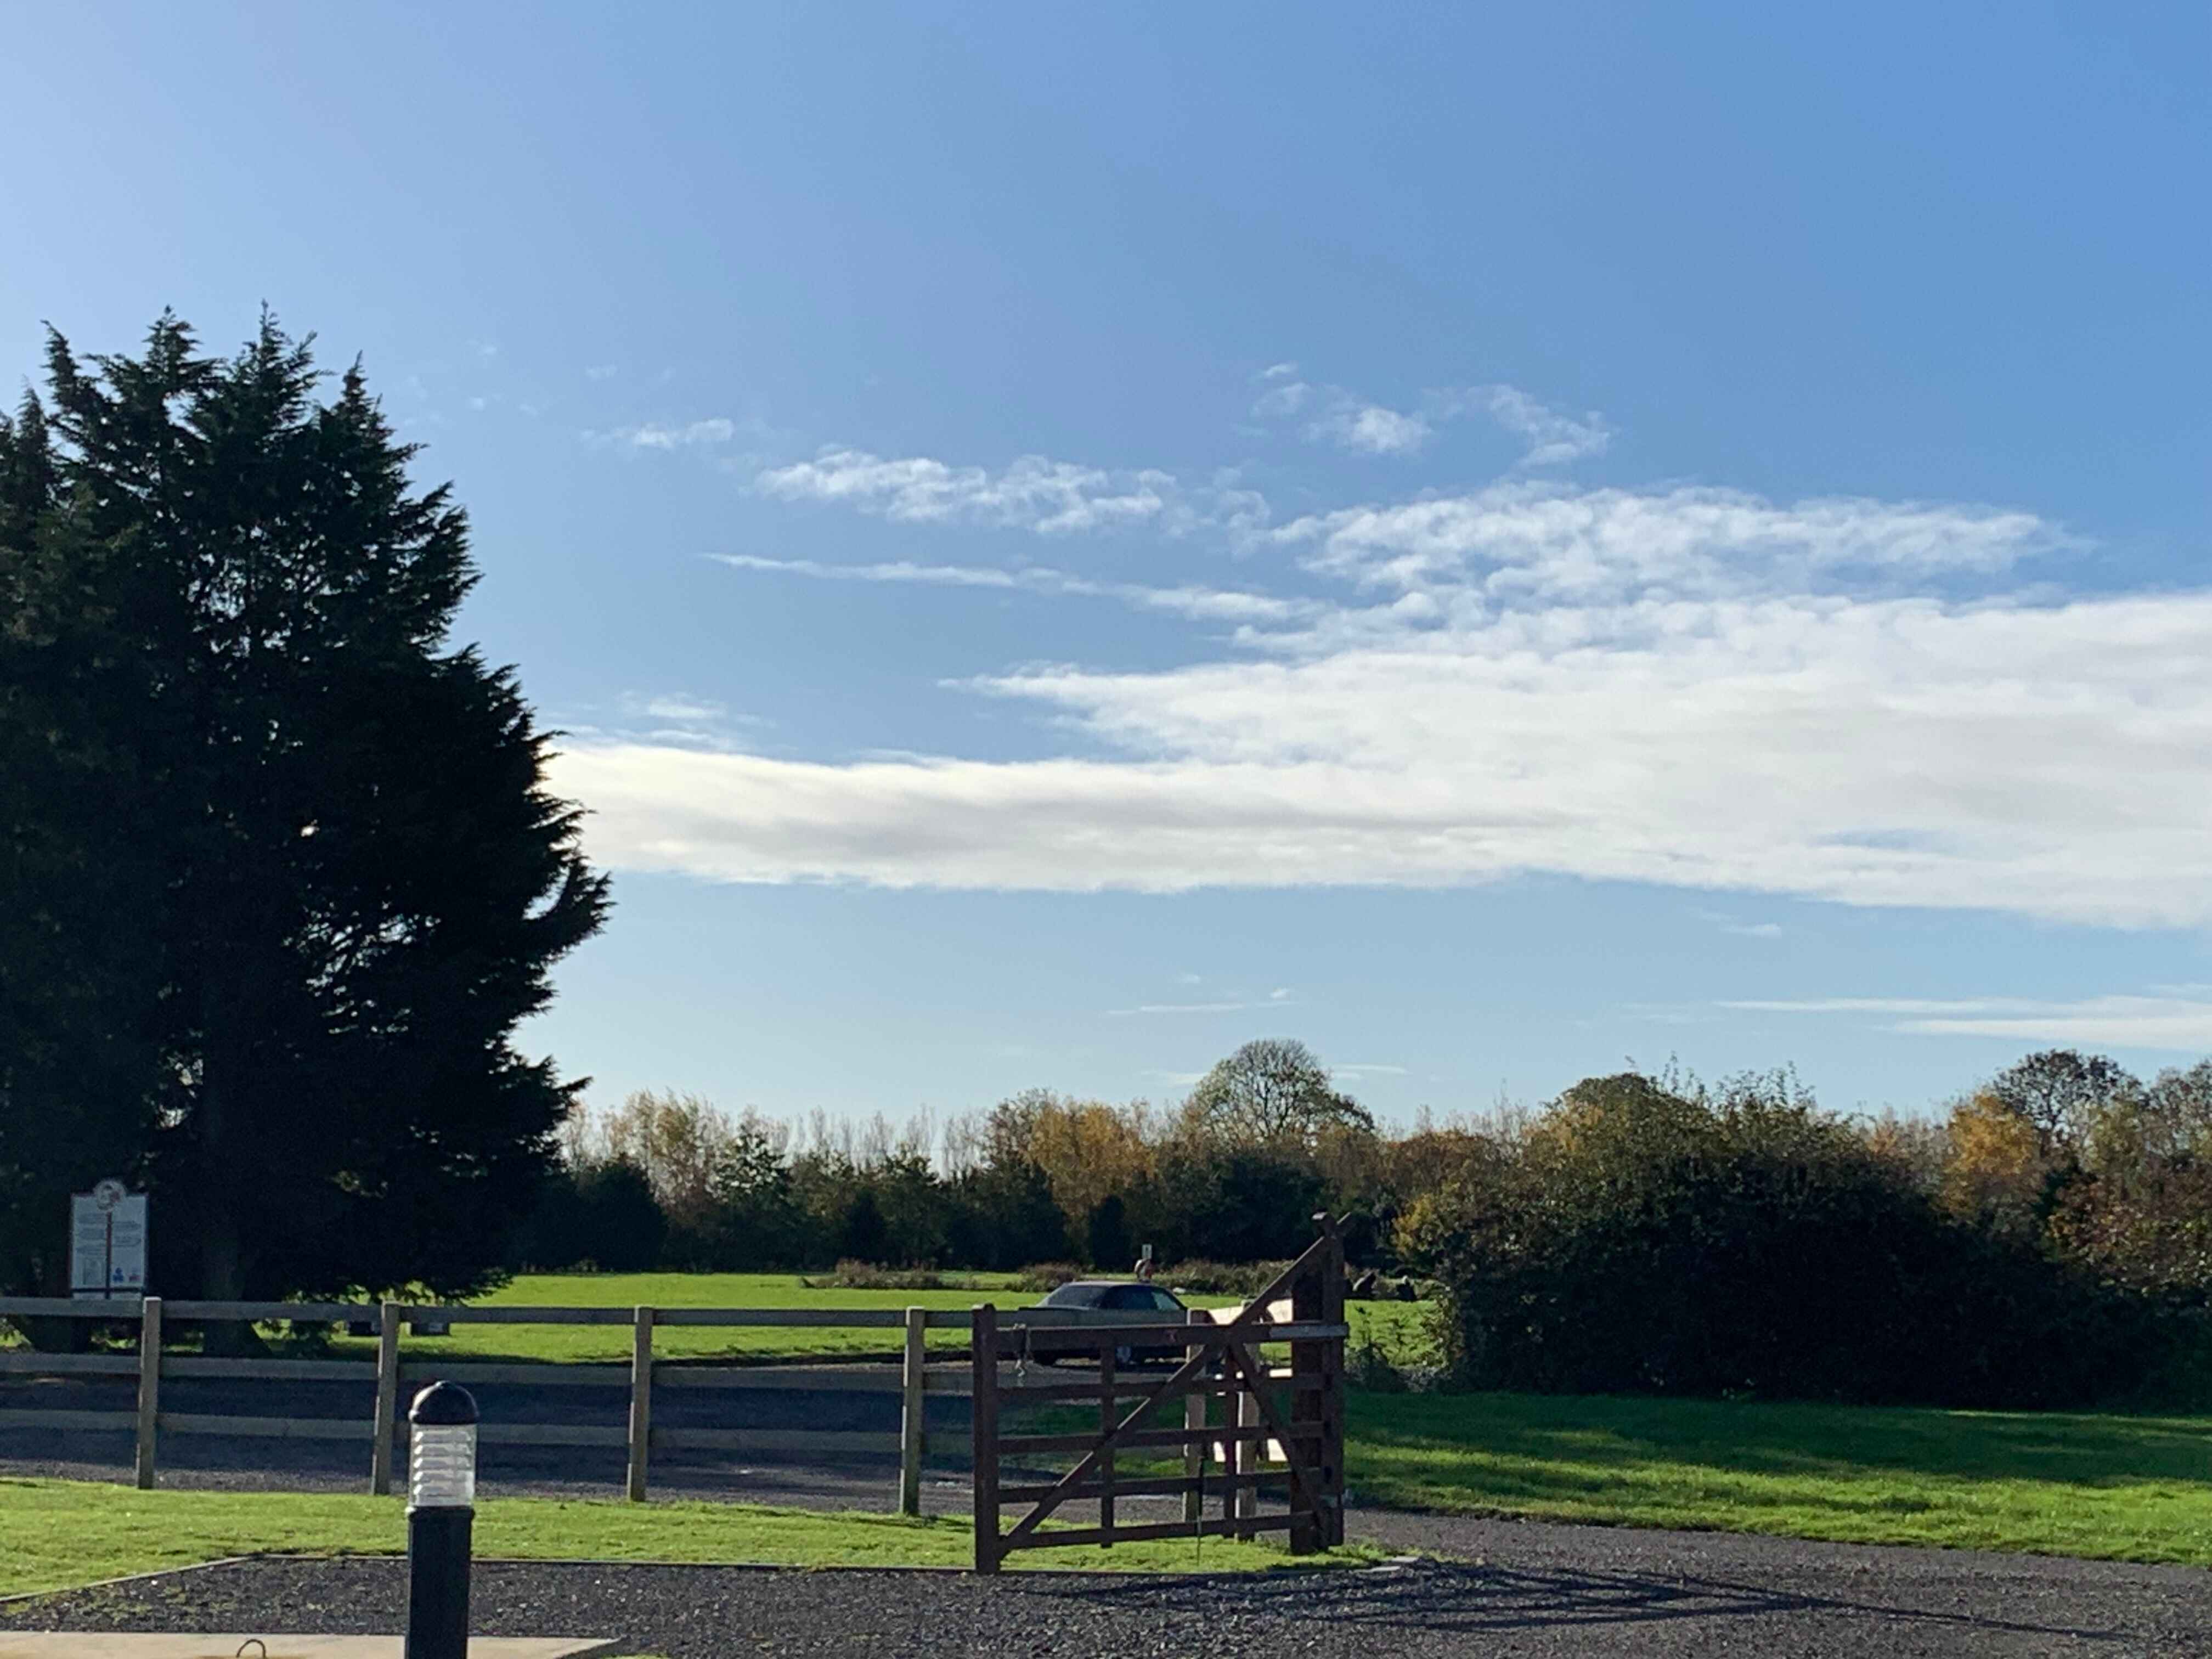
(0, 313, 610, 1308)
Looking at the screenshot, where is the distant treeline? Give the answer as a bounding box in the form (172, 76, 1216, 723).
(519, 1043, 2212, 1410)
(515, 1039, 1391, 1276)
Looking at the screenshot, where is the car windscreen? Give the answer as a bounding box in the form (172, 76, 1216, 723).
(1041, 1283, 1111, 1307)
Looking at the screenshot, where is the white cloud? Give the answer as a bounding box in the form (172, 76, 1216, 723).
(715, 553, 1315, 624)
(1310, 401, 1433, 456)
(554, 422, 2212, 932)
(1451, 386, 1613, 467)
(1273, 482, 2055, 602)
(754, 448, 1263, 537)
(1252, 380, 1313, 419)
(1253, 373, 1612, 467)
(590, 418, 738, 450)
(1727, 994, 2212, 1052)
(585, 364, 619, 381)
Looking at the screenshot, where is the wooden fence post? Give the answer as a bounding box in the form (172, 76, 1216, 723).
(369, 1299, 402, 1496)
(971, 1304, 1000, 1574)
(897, 1306, 927, 1516)
(1183, 1310, 1208, 1526)
(1232, 1370, 1258, 1541)
(627, 1304, 656, 1502)
(1097, 1339, 1115, 1547)
(132, 1296, 162, 1490)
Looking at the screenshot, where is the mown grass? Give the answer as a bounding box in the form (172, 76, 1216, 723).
(284, 1273, 1438, 1370)
(1345, 1391, 2212, 1566)
(0, 1480, 1376, 1599)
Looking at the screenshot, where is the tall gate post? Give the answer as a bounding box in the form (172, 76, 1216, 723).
(970, 1304, 1000, 1574)
(1288, 1214, 1346, 1553)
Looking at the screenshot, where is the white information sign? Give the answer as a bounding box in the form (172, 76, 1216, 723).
(69, 1182, 149, 1298)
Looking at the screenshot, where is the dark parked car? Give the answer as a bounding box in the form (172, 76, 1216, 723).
(1028, 1279, 1193, 1367)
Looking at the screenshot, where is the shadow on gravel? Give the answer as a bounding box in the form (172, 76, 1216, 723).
(1028, 1559, 2129, 1644)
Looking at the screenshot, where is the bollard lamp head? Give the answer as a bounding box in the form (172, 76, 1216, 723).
(408, 1381, 479, 1509)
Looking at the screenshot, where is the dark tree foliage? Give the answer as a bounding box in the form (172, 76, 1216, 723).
(837, 1187, 891, 1265)
(513, 1163, 665, 1273)
(944, 1159, 1068, 1271)
(1085, 1193, 1132, 1271)
(0, 390, 168, 1301)
(0, 314, 608, 1305)
(1140, 1143, 1328, 1265)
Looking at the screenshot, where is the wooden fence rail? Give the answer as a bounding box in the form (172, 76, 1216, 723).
(0, 1294, 1250, 1512)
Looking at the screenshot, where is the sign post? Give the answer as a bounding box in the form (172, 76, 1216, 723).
(70, 1180, 148, 1299)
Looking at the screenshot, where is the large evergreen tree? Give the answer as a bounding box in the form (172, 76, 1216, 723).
(0, 313, 609, 1308)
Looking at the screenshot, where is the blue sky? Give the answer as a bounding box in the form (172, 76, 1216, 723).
(7, 4, 2210, 1126)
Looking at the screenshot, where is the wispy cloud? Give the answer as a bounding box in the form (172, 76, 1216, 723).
(754, 448, 1266, 537)
(1252, 373, 1612, 467)
(586, 417, 738, 450)
(715, 553, 1314, 624)
(1726, 994, 2212, 1051)
(1105, 1001, 1265, 1015)
(1272, 481, 2056, 602)
(1311, 400, 1434, 456)
(1105, 985, 1298, 1017)
(585, 364, 619, 382)
(1444, 386, 1612, 467)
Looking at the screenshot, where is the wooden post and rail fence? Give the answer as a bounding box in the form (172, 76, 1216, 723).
(0, 1218, 1350, 1568)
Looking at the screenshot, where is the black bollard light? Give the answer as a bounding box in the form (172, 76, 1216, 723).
(405, 1381, 478, 1659)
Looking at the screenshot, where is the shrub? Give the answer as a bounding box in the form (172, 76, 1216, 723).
(799, 1261, 950, 1291)
(1400, 1071, 2150, 1408)
(1014, 1261, 1086, 1290)
(1153, 1259, 1289, 1296)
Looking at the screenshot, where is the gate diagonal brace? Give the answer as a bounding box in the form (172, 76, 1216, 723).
(999, 1229, 1336, 1546)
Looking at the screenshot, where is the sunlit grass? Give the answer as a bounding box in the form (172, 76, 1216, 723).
(0, 1480, 1378, 1599)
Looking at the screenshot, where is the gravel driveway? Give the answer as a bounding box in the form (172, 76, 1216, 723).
(5, 1521, 2206, 1657)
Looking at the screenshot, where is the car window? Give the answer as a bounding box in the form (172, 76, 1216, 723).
(1043, 1283, 1107, 1308)
(1145, 1288, 1182, 1311)
(1102, 1285, 1147, 1310)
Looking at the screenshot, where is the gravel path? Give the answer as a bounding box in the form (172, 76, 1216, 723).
(5, 1522, 2206, 1657)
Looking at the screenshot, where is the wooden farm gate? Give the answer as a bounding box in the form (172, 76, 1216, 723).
(969, 1217, 1347, 1572)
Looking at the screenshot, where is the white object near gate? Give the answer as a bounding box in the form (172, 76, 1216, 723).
(70, 1180, 148, 1298)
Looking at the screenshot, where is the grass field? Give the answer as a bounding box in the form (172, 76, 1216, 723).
(284, 1273, 1438, 1369)
(0, 1481, 1377, 1599)
(1345, 1391, 2212, 1566)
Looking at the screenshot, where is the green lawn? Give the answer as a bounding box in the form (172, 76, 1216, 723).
(1346, 1391, 2212, 1566)
(290, 1273, 1438, 1369)
(0, 1481, 1374, 1599)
